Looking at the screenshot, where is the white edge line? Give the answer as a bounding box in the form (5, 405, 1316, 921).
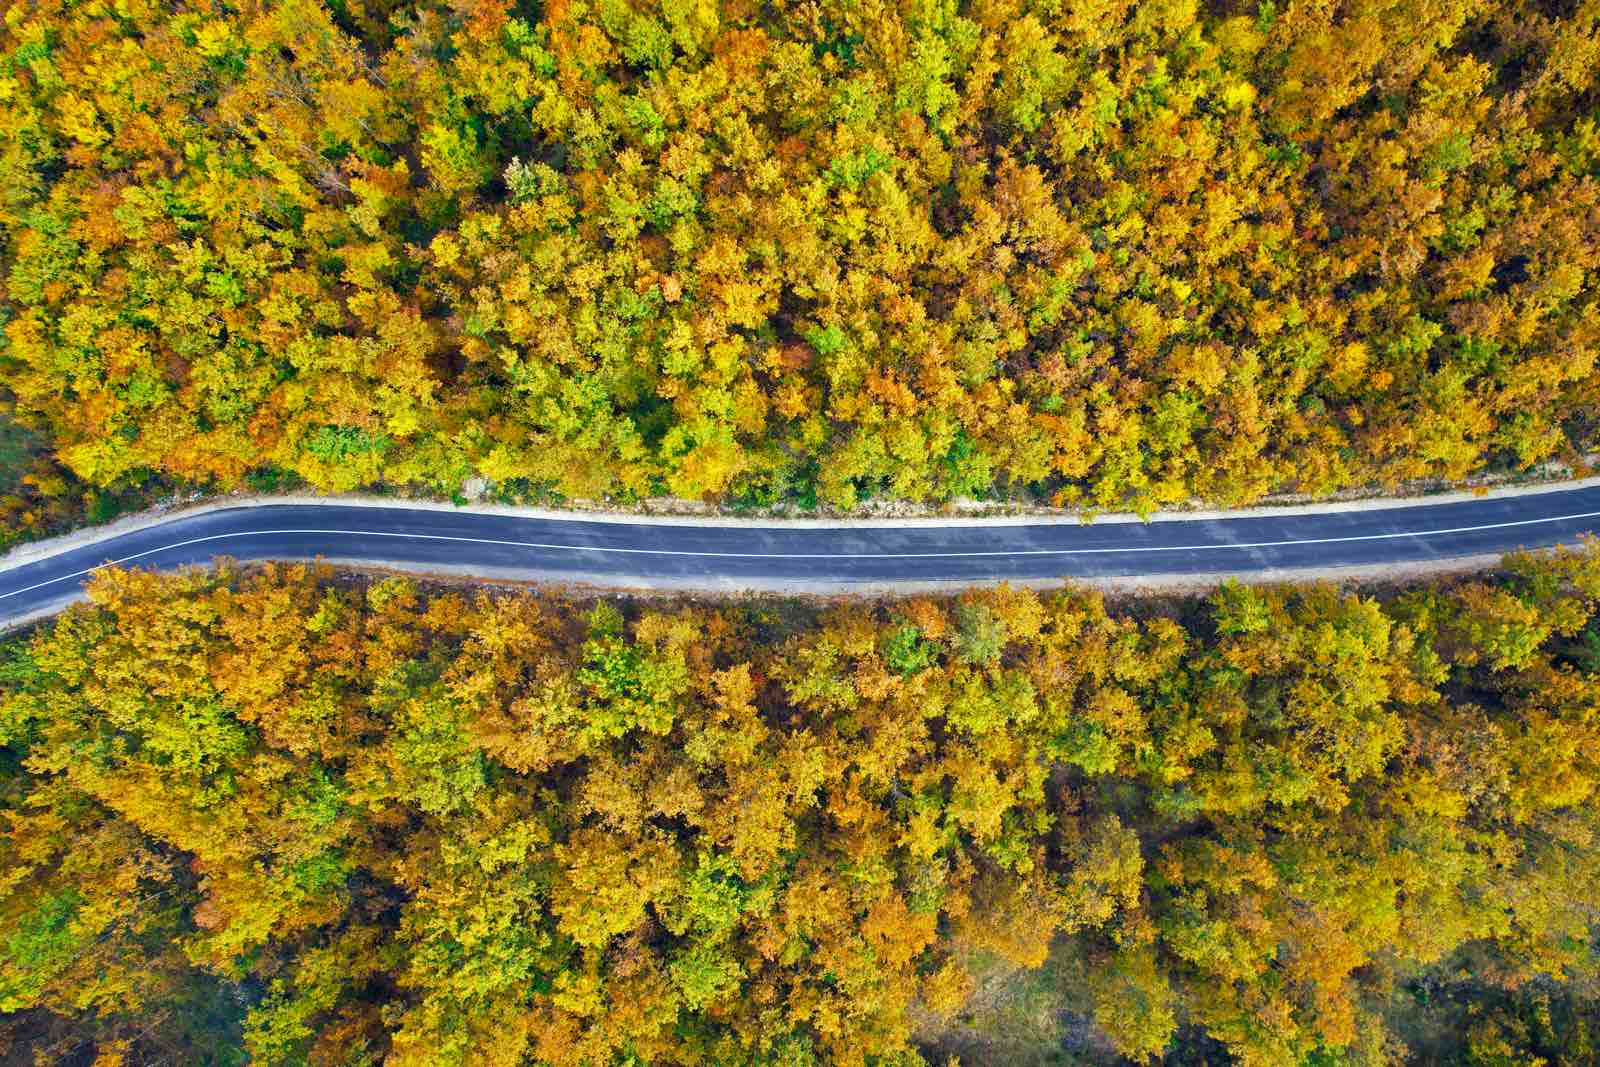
(2, 509, 1599, 603)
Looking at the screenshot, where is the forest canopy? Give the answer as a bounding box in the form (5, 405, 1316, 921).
(3, 553, 1600, 1064)
(3, 0, 1600, 532)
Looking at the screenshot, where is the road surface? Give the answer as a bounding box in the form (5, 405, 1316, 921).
(3, 486, 1600, 625)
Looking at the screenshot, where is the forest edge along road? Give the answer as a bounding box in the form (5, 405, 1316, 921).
(6, 481, 1600, 625)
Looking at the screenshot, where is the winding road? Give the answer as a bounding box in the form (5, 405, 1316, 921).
(3, 484, 1600, 625)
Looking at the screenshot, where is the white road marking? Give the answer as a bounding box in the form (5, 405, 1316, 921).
(2, 507, 1600, 602)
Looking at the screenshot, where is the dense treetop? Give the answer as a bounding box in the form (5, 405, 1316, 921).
(3, 552, 1600, 1064)
(1, 0, 1599, 527)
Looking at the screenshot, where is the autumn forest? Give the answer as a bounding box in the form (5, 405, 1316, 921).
(2, 0, 1600, 533)
(2, 553, 1599, 1064)
(4, 0, 1600, 1062)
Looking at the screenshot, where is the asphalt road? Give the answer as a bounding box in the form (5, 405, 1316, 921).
(3, 486, 1600, 625)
